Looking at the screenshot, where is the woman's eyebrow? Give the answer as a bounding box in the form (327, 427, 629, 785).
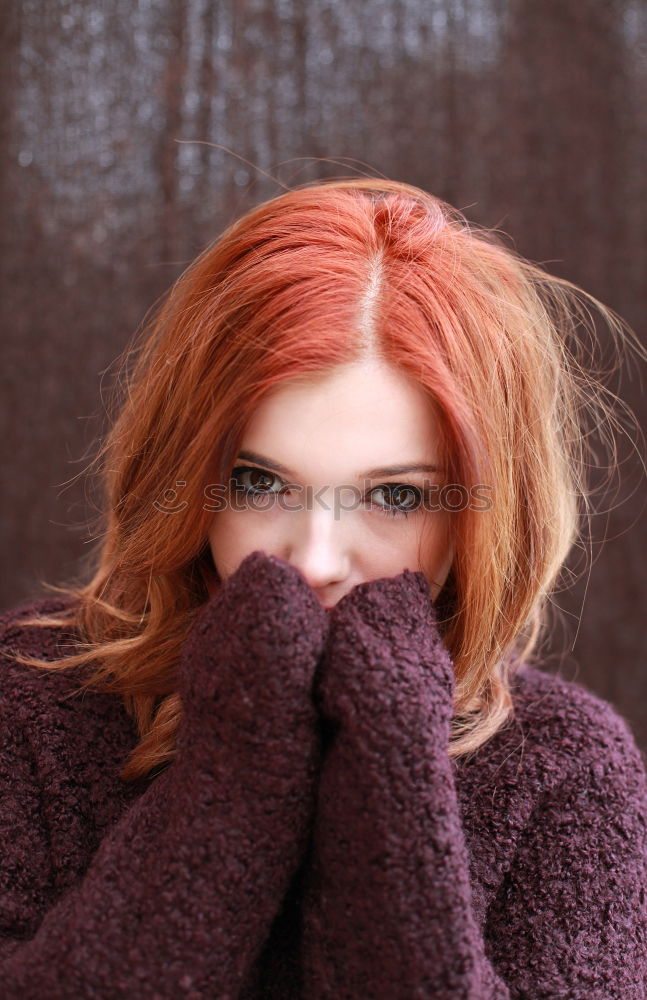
(235, 450, 439, 479)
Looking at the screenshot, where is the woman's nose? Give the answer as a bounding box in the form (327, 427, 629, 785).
(281, 504, 351, 593)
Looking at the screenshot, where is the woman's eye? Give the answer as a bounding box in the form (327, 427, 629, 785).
(229, 468, 424, 517)
(368, 484, 423, 518)
(231, 465, 284, 495)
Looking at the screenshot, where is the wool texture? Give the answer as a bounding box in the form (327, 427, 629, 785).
(0, 550, 645, 999)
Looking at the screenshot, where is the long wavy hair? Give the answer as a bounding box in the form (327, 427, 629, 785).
(6, 177, 643, 781)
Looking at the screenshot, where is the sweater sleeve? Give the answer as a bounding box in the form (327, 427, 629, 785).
(0, 550, 328, 1000)
(484, 730, 647, 999)
(299, 569, 647, 1000)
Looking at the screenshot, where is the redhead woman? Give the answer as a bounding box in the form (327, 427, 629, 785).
(1, 178, 645, 998)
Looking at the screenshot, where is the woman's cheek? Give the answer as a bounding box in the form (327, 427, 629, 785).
(208, 507, 281, 581)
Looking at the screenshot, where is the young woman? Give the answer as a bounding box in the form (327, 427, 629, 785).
(1, 177, 645, 998)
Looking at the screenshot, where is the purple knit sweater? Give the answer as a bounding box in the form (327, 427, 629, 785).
(0, 550, 645, 998)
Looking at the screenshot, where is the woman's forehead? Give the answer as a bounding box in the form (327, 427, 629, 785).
(237, 360, 443, 484)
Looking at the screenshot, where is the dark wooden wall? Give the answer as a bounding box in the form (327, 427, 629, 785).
(1, 0, 645, 748)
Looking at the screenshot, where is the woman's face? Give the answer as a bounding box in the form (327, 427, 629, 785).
(208, 358, 453, 609)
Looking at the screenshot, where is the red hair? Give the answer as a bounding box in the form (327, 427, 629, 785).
(8, 177, 643, 779)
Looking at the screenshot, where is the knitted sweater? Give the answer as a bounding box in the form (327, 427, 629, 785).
(0, 551, 645, 999)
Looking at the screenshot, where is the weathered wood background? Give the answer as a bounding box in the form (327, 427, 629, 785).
(1, 0, 645, 748)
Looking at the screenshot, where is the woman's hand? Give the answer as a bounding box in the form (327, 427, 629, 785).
(177, 549, 330, 753)
(300, 570, 463, 998)
(312, 568, 455, 746)
(0, 552, 336, 999)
